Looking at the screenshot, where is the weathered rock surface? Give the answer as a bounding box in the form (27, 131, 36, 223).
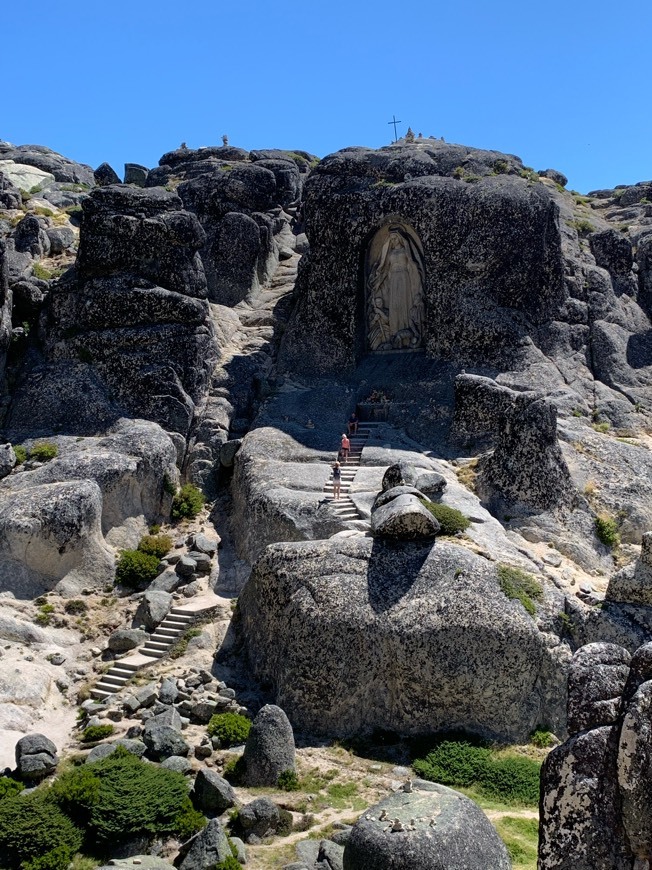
(539, 639, 652, 868)
(0, 143, 94, 186)
(15, 732, 59, 780)
(238, 536, 568, 741)
(242, 704, 296, 787)
(343, 783, 510, 869)
(191, 768, 236, 814)
(238, 796, 282, 843)
(133, 591, 171, 630)
(370, 492, 440, 540)
(175, 818, 232, 870)
(108, 628, 147, 652)
(607, 532, 652, 606)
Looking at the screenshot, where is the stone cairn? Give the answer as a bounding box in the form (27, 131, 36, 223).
(539, 640, 652, 868)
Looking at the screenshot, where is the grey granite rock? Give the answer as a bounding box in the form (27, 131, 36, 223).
(134, 591, 171, 631)
(15, 733, 58, 780)
(175, 818, 232, 870)
(192, 768, 236, 814)
(242, 704, 295, 787)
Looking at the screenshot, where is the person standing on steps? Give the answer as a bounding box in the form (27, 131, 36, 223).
(340, 433, 350, 463)
(332, 460, 342, 500)
(348, 412, 359, 435)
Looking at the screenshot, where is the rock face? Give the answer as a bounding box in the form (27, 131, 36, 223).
(279, 141, 565, 375)
(0, 240, 11, 383)
(539, 640, 652, 868)
(343, 782, 511, 869)
(133, 591, 172, 630)
(6, 185, 218, 438)
(191, 768, 236, 814)
(238, 536, 568, 742)
(242, 704, 296, 787)
(0, 419, 177, 595)
(15, 733, 59, 780)
(175, 818, 232, 870)
(476, 387, 575, 511)
(0, 142, 95, 186)
(607, 531, 652, 606)
(370, 489, 440, 540)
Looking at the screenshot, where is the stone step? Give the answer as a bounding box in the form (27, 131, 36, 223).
(143, 640, 171, 651)
(93, 681, 122, 694)
(90, 688, 114, 699)
(170, 608, 195, 616)
(150, 633, 176, 643)
(140, 648, 166, 658)
(112, 661, 141, 672)
(101, 674, 130, 686)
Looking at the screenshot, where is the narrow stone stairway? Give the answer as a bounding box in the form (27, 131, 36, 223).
(324, 423, 378, 521)
(91, 596, 222, 700)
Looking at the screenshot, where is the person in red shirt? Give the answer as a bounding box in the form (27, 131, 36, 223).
(340, 433, 350, 463)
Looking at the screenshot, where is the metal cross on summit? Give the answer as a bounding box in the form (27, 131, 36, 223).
(388, 115, 402, 143)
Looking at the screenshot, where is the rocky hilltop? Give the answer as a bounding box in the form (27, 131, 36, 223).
(0, 135, 651, 869)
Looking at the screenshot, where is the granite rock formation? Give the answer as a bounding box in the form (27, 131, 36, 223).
(238, 536, 568, 742)
(539, 640, 652, 868)
(343, 781, 511, 869)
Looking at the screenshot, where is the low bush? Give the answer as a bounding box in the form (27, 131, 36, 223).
(30, 442, 58, 462)
(530, 729, 555, 748)
(420, 500, 470, 535)
(595, 514, 620, 549)
(115, 549, 160, 589)
(171, 483, 205, 521)
(214, 858, 240, 870)
(0, 791, 83, 870)
(81, 725, 114, 743)
(137, 534, 173, 559)
(13, 445, 27, 464)
(64, 600, 88, 615)
(413, 740, 541, 805)
(0, 777, 24, 802)
(277, 769, 300, 791)
(497, 565, 543, 617)
(207, 713, 250, 747)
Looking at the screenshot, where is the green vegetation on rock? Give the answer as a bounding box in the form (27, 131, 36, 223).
(419, 500, 470, 535)
(493, 815, 538, 869)
(171, 483, 205, 521)
(30, 442, 58, 462)
(137, 533, 173, 559)
(13, 445, 27, 464)
(497, 565, 543, 617)
(115, 549, 160, 589)
(207, 713, 251, 746)
(595, 513, 620, 549)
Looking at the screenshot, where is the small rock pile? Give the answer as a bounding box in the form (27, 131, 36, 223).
(150, 531, 221, 597)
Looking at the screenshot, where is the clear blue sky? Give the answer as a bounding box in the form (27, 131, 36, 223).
(2, 1, 650, 193)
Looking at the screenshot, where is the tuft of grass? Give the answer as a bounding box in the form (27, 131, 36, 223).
(530, 729, 555, 748)
(13, 445, 27, 465)
(32, 263, 53, 281)
(591, 421, 610, 433)
(455, 459, 478, 492)
(493, 815, 538, 869)
(169, 626, 201, 659)
(29, 442, 58, 462)
(277, 769, 300, 791)
(497, 565, 543, 617)
(420, 500, 470, 535)
(595, 513, 620, 549)
(568, 217, 595, 234)
(80, 724, 114, 743)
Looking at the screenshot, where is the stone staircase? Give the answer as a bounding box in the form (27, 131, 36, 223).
(91, 596, 222, 700)
(324, 423, 378, 521)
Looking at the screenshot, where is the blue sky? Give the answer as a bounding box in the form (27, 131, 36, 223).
(2, 0, 650, 193)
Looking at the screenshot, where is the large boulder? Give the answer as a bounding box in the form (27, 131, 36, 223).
(242, 704, 296, 787)
(134, 591, 171, 631)
(370, 492, 440, 540)
(607, 531, 652, 606)
(108, 628, 147, 653)
(238, 536, 568, 742)
(343, 783, 510, 869)
(191, 768, 236, 814)
(567, 642, 631, 733)
(237, 797, 282, 843)
(15, 733, 59, 780)
(142, 714, 190, 761)
(175, 818, 232, 870)
(0, 142, 94, 185)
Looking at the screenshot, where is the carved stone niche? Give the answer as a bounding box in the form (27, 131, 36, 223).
(365, 222, 425, 351)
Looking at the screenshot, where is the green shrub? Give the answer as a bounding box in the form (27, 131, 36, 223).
(0, 791, 83, 870)
(149, 524, 161, 535)
(32, 263, 53, 281)
(137, 534, 173, 559)
(530, 729, 555, 748)
(81, 725, 114, 743)
(13, 445, 27, 464)
(214, 858, 240, 870)
(595, 514, 620, 549)
(115, 549, 160, 589)
(171, 483, 205, 521)
(53, 747, 202, 847)
(413, 740, 541, 805)
(64, 600, 88, 615)
(278, 769, 300, 791)
(35, 603, 55, 626)
(207, 713, 250, 746)
(29, 442, 58, 462)
(163, 474, 176, 496)
(0, 777, 24, 802)
(419, 500, 470, 535)
(497, 564, 543, 617)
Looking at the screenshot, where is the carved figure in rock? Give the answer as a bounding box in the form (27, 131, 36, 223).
(366, 224, 425, 351)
